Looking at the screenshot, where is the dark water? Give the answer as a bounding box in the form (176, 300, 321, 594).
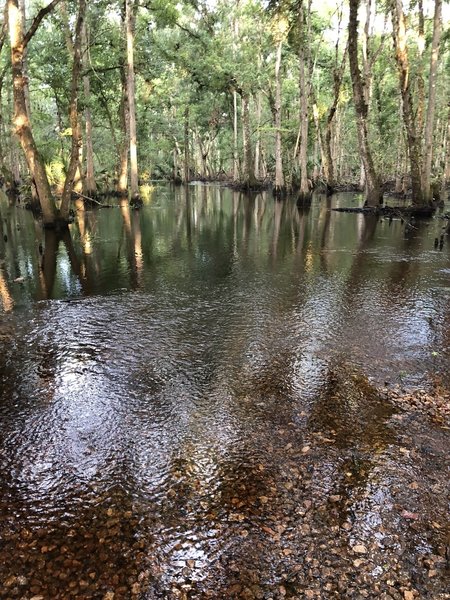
(0, 186, 449, 599)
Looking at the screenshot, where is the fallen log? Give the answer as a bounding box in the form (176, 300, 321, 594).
(332, 205, 435, 218)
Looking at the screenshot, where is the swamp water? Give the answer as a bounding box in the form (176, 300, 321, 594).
(0, 186, 449, 599)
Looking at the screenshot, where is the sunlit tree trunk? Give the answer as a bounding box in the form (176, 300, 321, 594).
(390, 0, 424, 206)
(118, 62, 129, 196)
(60, 0, 86, 220)
(82, 21, 96, 195)
(8, 0, 58, 225)
(422, 0, 442, 202)
(125, 0, 140, 204)
(274, 39, 285, 195)
(18, 0, 30, 116)
(348, 0, 382, 207)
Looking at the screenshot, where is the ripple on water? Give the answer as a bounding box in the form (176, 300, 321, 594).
(0, 189, 449, 597)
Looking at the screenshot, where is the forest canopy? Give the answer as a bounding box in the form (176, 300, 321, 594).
(0, 0, 449, 224)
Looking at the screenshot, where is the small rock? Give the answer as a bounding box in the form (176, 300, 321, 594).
(401, 511, 419, 520)
(131, 582, 141, 594)
(353, 544, 368, 554)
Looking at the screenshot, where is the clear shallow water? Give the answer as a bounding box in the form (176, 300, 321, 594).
(0, 186, 449, 598)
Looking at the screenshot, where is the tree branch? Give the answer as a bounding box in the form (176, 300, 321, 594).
(23, 0, 63, 49)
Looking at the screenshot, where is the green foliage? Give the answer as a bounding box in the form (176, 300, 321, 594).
(0, 0, 448, 187)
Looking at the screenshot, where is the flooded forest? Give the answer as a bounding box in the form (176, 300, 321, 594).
(0, 0, 449, 599)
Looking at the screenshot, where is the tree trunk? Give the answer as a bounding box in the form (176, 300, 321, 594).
(60, 0, 86, 221)
(323, 47, 347, 192)
(125, 0, 139, 204)
(254, 92, 261, 179)
(60, 0, 83, 197)
(274, 40, 285, 195)
(390, 0, 425, 206)
(233, 90, 239, 180)
(440, 102, 450, 198)
(18, 0, 31, 116)
(183, 106, 189, 184)
(232, 2, 239, 181)
(422, 0, 442, 202)
(416, 0, 425, 140)
(298, 36, 310, 197)
(8, 0, 58, 225)
(0, 70, 15, 188)
(118, 62, 129, 196)
(312, 103, 327, 185)
(348, 0, 382, 207)
(394, 134, 404, 194)
(82, 21, 96, 195)
(241, 92, 256, 188)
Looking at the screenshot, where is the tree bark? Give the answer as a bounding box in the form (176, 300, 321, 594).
(232, 1, 239, 181)
(0, 68, 15, 187)
(422, 0, 442, 202)
(183, 106, 189, 184)
(274, 40, 284, 194)
(82, 21, 96, 195)
(18, 0, 30, 117)
(323, 45, 347, 192)
(440, 102, 450, 197)
(8, 0, 58, 225)
(348, 0, 382, 206)
(241, 92, 256, 188)
(60, 0, 86, 220)
(390, 0, 425, 206)
(254, 92, 261, 179)
(118, 62, 129, 196)
(125, 0, 139, 204)
(298, 34, 309, 196)
(416, 0, 425, 140)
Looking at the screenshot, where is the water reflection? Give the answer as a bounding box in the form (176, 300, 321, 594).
(0, 186, 449, 597)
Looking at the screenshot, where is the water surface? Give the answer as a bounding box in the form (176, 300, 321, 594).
(0, 186, 449, 598)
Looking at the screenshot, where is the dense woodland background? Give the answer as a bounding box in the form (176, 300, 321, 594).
(0, 0, 449, 226)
